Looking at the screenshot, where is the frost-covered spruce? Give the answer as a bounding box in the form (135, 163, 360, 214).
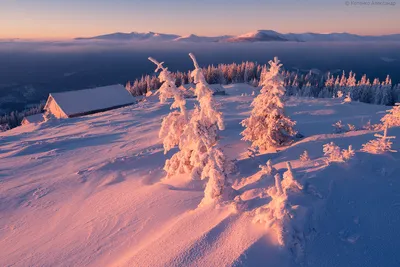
(361, 125, 397, 154)
(381, 103, 400, 128)
(282, 162, 303, 193)
(342, 145, 355, 160)
(165, 53, 228, 188)
(241, 57, 296, 151)
(343, 92, 352, 103)
(323, 142, 344, 162)
(259, 159, 277, 176)
(299, 150, 310, 162)
(149, 57, 187, 154)
(332, 120, 344, 133)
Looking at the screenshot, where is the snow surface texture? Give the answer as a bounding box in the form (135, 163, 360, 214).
(1, 84, 400, 267)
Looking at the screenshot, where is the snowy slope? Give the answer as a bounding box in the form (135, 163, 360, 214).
(1, 84, 400, 266)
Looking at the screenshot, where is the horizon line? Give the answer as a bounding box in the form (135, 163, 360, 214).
(2, 29, 400, 41)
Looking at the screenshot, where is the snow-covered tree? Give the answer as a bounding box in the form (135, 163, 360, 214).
(282, 162, 303, 192)
(347, 124, 356, 132)
(361, 125, 397, 154)
(299, 150, 310, 162)
(241, 57, 296, 151)
(342, 145, 355, 161)
(381, 103, 400, 128)
(259, 159, 277, 176)
(164, 53, 233, 205)
(148, 57, 188, 153)
(323, 142, 344, 162)
(343, 92, 352, 103)
(333, 120, 344, 133)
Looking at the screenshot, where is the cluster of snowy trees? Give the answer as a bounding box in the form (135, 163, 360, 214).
(150, 54, 235, 205)
(126, 61, 262, 96)
(152, 55, 299, 205)
(126, 61, 400, 106)
(0, 102, 45, 131)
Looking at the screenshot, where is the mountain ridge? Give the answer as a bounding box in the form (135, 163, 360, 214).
(75, 30, 400, 42)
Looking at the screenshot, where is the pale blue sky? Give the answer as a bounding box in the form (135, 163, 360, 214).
(1, 0, 399, 39)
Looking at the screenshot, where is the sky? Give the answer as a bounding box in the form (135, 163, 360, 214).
(1, 0, 399, 39)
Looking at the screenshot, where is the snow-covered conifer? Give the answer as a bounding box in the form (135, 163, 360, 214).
(259, 159, 277, 176)
(381, 103, 400, 128)
(342, 145, 355, 161)
(361, 125, 397, 154)
(343, 92, 352, 103)
(282, 162, 303, 193)
(241, 57, 296, 151)
(347, 124, 356, 132)
(333, 120, 344, 133)
(165, 53, 233, 206)
(149, 57, 187, 153)
(323, 142, 344, 162)
(299, 150, 310, 162)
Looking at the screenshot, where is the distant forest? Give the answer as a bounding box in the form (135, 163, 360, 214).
(2, 61, 399, 131)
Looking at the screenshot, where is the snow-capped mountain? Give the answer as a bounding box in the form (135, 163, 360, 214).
(226, 30, 400, 42)
(226, 30, 288, 42)
(173, 34, 232, 43)
(76, 30, 400, 42)
(75, 31, 180, 41)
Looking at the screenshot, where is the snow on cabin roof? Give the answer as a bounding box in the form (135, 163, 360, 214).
(22, 113, 44, 124)
(47, 84, 134, 117)
(208, 84, 225, 92)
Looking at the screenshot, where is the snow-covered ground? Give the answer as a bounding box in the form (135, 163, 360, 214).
(1, 84, 399, 267)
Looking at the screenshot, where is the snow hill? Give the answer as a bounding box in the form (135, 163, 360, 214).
(1, 84, 400, 266)
(76, 30, 400, 42)
(75, 31, 180, 41)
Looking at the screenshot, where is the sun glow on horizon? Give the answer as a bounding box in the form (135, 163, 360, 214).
(1, 0, 399, 39)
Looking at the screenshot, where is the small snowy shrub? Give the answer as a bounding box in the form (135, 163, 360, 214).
(259, 159, 277, 176)
(299, 150, 310, 162)
(342, 145, 355, 161)
(361, 126, 397, 154)
(343, 93, 352, 103)
(337, 90, 344, 98)
(347, 124, 356, 132)
(241, 57, 296, 151)
(333, 120, 344, 133)
(253, 164, 304, 249)
(362, 120, 382, 131)
(323, 142, 355, 163)
(381, 103, 400, 128)
(282, 162, 303, 193)
(323, 142, 344, 162)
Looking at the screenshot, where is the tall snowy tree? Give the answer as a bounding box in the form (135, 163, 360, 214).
(381, 103, 400, 128)
(163, 53, 233, 204)
(241, 57, 296, 151)
(148, 57, 188, 153)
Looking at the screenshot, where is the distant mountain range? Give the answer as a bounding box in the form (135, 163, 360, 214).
(76, 30, 400, 43)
